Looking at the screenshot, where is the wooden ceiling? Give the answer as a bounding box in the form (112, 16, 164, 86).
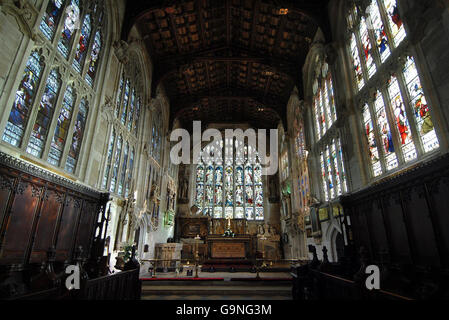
(122, 0, 331, 129)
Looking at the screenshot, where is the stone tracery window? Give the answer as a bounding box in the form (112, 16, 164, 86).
(150, 112, 162, 163)
(102, 64, 142, 196)
(312, 61, 348, 202)
(194, 139, 264, 221)
(347, 0, 440, 179)
(2, 0, 105, 175)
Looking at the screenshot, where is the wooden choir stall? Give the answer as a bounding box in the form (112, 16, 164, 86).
(0, 152, 140, 299)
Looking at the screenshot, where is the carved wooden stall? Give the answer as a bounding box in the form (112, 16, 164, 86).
(0, 152, 111, 299)
(340, 153, 449, 299)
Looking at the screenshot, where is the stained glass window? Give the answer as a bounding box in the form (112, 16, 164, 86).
(350, 33, 365, 90)
(382, 0, 406, 47)
(195, 139, 264, 220)
(121, 79, 130, 125)
(115, 74, 124, 118)
(127, 88, 135, 131)
(40, 0, 64, 41)
(65, 98, 88, 173)
(134, 96, 141, 135)
(151, 115, 162, 163)
(312, 64, 338, 140)
(3, 51, 44, 147)
(349, 0, 440, 179)
(319, 139, 348, 202)
(402, 57, 439, 153)
(72, 14, 91, 73)
(118, 142, 129, 195)
(110, 135, 122, 193)
(320, 152, 329, 201)
(85, 30, 101, 86)
(362, 104, 382, 177)
(359, 16, 377, 79)
(102, 129, 115, 189)
(27, 69, 61, 157)
(125, 148, 135, 197)
(57, 0, 80, 59)
(47, 86, 75, 166)
(388, 75, 417, 162)
(374, 91, 398, 171)
(369, 0, 390, 63)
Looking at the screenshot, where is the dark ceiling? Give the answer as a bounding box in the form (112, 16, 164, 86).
(122, 0, 331, 129)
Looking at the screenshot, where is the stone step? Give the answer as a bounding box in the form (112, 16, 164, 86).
(142, 287, 291, 296)
(141, 279, 292, 287)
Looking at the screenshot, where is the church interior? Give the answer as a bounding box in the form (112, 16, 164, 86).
(0, 0, 449, 301)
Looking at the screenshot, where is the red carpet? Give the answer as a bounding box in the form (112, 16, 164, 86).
(140, 277, 224, 281)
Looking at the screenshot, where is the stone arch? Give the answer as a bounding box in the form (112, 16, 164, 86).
(326, 222, 343, 262)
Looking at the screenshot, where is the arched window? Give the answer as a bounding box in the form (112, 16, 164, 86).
(347, 0, 439, 179)
(195, 139, 264, 221)
(102, 61, 142, 195)
(312, 62, 348, 202)
(2, 0, 106, 175)
(3, 51, 44, 147)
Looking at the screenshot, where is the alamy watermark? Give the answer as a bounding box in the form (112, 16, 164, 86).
(365, 265, 380, 290)
(170, 121, 279, 176)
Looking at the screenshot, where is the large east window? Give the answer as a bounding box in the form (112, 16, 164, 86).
(195, 139, 264, 221)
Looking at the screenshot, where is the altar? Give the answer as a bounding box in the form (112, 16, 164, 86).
(206, 235, 253, 259)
